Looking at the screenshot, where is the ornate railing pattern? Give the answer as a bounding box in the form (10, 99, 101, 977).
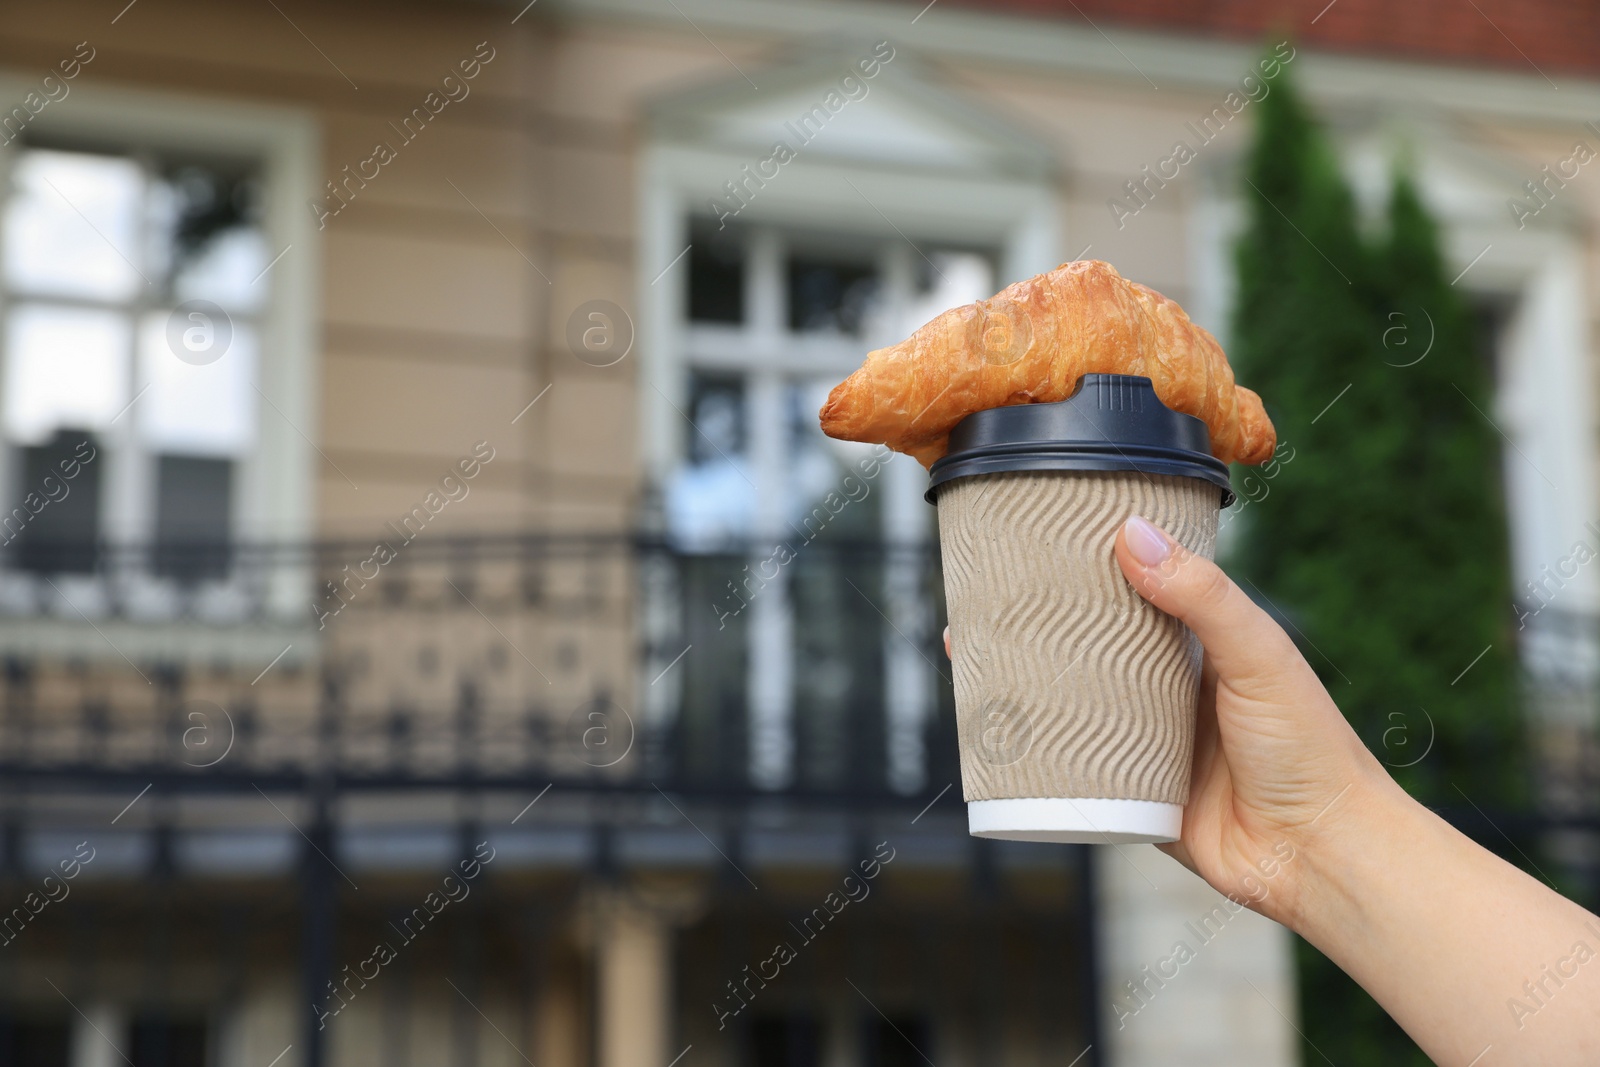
(0, 534, 960, 803)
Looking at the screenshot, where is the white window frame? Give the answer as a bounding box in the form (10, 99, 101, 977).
(0, 75, 322, 659)
(639, 142, 1060, 790)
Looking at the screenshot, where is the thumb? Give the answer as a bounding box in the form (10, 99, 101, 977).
(1114, 515, 1306, 700)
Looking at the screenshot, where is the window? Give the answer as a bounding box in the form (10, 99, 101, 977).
(153, 454, 233, 581)
(860, 1014, 933, 1067)
(786, 254, 879, 334)
(667, 222, 994, 549)
(0, 1017, 70, 1067)
(747, 1014, 821, 1067)
(129, 1014, 207, 1067)
(11, 429, 100, 573)
(642, 55, 1060, 793)
(0, 141, 264, 583)
(665, 220, 994, 791)
(687, 222, 744, 324)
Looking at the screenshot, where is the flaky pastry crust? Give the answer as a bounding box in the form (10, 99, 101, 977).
(818, 259, 1276, 468)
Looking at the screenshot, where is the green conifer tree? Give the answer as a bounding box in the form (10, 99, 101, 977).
(1369, 171, 1520, 805)
(1229, 49, 1523, 1065)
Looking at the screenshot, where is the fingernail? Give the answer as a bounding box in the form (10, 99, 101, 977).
(1124, 515, 1173, 567)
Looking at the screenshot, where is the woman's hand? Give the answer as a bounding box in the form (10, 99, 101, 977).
(1108, 514, 1390, 925)
(943, 513, 1384, 923)
(943, 514, 1393, 926)
(1114, 516, 1600, 1063)
(951, 515, 1600, 1062)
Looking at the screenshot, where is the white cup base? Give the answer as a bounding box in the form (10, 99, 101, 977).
(967, 797, 1183, 845)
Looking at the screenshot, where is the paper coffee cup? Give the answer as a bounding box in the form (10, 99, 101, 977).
(927, 375, 1231, 845)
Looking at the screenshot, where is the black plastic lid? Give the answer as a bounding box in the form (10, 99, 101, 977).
(925, 374, 1235, 507)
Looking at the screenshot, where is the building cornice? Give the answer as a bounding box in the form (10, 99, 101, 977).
(536, 0, 1600, 129)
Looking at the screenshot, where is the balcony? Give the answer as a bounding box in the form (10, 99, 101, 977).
(9, 537, 1599, 1067)
(0, 532, 960, 802)
(0, 534, 1108, 1067)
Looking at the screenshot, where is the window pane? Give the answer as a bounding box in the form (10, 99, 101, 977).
(686, 372, 745, 462)
(787, 379, 883, 788)
(148, 161, 267, 311)
(129, 1015, 208, 1067)
(138, 313, 257, 456)
(9, 429, 101, 575)
(174, 226, 269, 310)
(1467, 292, 1514, 389)
(0, 1018, 71, 1067)
(787, 254, 880, 335)
(664, 373, 752, 549)
(785, 379, 878, 540)
(153, 454, 232, 581)
(4, 148, 144, 300)
(749, 1015, 821, 1067)
(903, 251, 994, 334)
(675, 549, 751, 786)
(3, 304, 128, 443)
(861, 1015, 934, 1067)
(687, 222, 744, 324)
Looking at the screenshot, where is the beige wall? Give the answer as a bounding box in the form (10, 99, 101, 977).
(10, 7, 1600, 1067)
(12, 0, 1594, 546)
(40, 3, 657, 541)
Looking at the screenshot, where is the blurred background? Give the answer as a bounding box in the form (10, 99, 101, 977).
(0, 1, 1596, 1065)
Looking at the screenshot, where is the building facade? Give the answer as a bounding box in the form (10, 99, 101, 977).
(0, 1, 1596, 1065)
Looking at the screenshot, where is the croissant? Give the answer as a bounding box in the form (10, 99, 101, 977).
(819, 259, 1276, 468)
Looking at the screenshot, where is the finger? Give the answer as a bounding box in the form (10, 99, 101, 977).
(1114, 515, 1305, 697)
(943, 625, 950, 660)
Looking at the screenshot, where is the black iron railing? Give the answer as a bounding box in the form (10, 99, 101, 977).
(0, 533, 959, 802)
(0, 533, 984, 1067)
(7, 541, 1600, 1067)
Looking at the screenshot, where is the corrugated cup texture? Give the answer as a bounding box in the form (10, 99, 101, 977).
(936, 470, 1219, 805)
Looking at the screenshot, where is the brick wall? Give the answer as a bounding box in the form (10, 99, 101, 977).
(960, 0, 1600, 78)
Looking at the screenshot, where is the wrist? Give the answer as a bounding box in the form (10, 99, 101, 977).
(1274, 758, 1429, 942)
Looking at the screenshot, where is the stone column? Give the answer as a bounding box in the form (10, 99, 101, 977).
(69, 1002, 126, 1067)
(536, 971, 587, 1067)
(209, 972, 297, 1067)
(1096, 843, 1298, 1067)
(595, 893, 673, 1067)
